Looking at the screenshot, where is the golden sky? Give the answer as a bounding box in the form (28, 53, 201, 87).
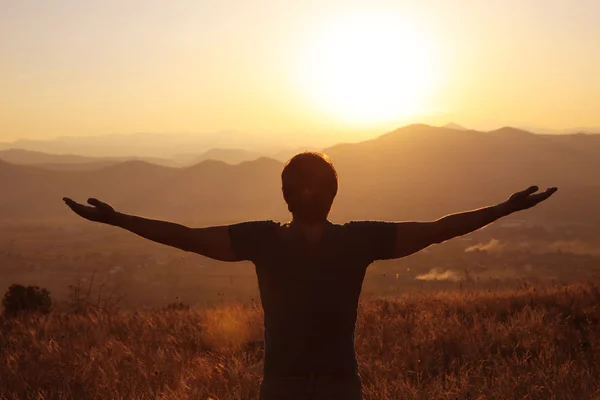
(1, 0, 599, 142)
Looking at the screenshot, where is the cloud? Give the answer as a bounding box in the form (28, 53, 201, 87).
(465, 239, 505, 253)
(415, 268, 463, 282)
(465, 238, 600, 256)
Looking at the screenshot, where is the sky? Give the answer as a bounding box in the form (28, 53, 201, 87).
(1, 0, 599, 142)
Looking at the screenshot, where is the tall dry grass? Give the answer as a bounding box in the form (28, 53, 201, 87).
(1, 283, 600, 399)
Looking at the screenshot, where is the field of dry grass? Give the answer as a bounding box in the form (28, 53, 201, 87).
(1, 283, 600, 399)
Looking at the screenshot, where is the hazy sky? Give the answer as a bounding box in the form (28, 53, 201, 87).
(1, 0, 599, 142)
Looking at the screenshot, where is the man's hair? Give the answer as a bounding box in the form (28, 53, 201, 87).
(281, 152, 338, 223)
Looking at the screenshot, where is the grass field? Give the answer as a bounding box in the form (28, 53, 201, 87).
(1, 283, 600, 399)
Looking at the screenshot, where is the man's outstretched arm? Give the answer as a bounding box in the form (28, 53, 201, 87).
(389, 186, 558, 259)
(63, 198, 238, 261)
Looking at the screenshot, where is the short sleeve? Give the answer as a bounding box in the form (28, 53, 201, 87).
(345, 221, 397, 263)
(228, 220, 276, 262)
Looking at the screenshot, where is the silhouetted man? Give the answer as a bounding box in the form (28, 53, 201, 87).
(64, 152, 557, 400)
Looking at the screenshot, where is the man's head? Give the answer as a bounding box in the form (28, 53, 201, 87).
(282, 152, 338, 224)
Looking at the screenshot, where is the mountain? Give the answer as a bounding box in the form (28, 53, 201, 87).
(442, 123, 468, 131)
(324, 124, 600, 222)
(0, 132, 253, 158)
(1, 124, 599, 226)
(487, 126, 535, 137)
(174, 148, 264, 166)
(0, 145, 315, 172)
(0, 148, 181, 170)
(522, 126, 600, 135)
(0, 149, 99, 165)
(174, 147, 325, 166)
(0, 156, 287, 225)
(0, 130, 335, 159)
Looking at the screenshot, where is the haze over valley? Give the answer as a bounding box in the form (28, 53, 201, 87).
(2, 123, 600, 308)
(1, 123, 598, 226)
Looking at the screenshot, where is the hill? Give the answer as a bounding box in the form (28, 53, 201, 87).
(1, 283, 599, 399)
(0, 124, 599, 225)
(173, 148, 264, 166)
(0, 148, 179, 170)
(325, 124, 600, 222)
(0, 149, 101, 165)
(0, 130, 333, 159)
(442, 122, 467, 130)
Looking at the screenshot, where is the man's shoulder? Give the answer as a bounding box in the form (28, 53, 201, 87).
(329, 221, 396, 243)
(339, 220, 396, 230)
(230, 220, 281, 229)
(337, 221, 398, 261)
(228, 220, 282, 261)
(338, 220, 398, 243)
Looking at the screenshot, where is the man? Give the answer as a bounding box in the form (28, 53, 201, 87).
(63, 152, 557, 399)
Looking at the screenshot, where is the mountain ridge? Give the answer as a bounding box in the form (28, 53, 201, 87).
(0, 123, 598, 226)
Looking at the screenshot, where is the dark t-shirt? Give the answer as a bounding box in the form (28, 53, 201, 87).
(228, 220, 397, 377)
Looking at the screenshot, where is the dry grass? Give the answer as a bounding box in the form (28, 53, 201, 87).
(1, 283, 600, 399)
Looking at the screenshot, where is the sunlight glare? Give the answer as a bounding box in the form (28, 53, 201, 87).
(299, 13, 439, 126)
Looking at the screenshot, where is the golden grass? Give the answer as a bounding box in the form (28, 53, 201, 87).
(1, 283, 600, 399)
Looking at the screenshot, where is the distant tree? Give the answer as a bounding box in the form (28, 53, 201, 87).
(2, 284, 52, 317)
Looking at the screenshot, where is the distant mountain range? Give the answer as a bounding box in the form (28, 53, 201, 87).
(0, 124, 598, 226)
(0, 147, 316, 170)
(171, 147, 318, 166)
(0, 130, 332, 159)
(2, 123, 597, 168)
(522, 126, 600, 135)
(0, 149, 179, 170)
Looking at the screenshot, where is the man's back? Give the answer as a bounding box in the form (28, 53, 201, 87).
(229, 220, 397, 377)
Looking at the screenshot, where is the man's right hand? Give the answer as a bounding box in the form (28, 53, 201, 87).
(63, 197, 118, 225)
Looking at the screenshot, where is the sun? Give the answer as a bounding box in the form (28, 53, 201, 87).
(299, 12, 439, 126)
